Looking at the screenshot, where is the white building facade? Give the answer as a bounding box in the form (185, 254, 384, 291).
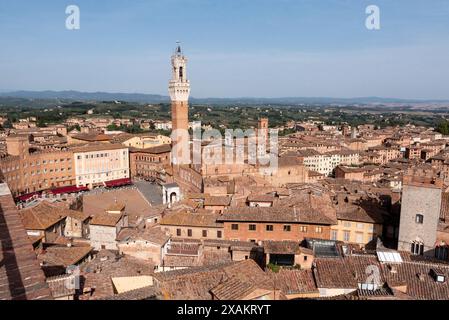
(73, 145, 130, 187)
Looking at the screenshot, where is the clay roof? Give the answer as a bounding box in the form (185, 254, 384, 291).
(210, 276, 260, 300)
(204, 196, 231, 206)
(117, 226, 170, 246)
(270, 269, 319, 295)
(38, 246, 92, 267)
(381, 253, 449, 300)
(90, 213, 124, 227)
(153, 260, 282, 300)
(163, 255, 200, 268)
(71, 142, 126, 153)
(65, 210, 90, 222)
(201, 251, 232, 266)
(106, 202, 125, 212)
(440, 192, 449, 222)
(296, 149, 321, 157)
(247, 193, 276, 203)
(129, 144, 171, 154)
(109, 132, 134, 143)
(0, 185, 53, 300)
(218, 206, 336, 225)
(44, 232, 71, 245)
(71, 133, 112, 142)
(313, 258, 358, 289)
(312, 251, 449, 300)
(79, 253, 155, 300)
(336, 204, 385, 224)
(19, 201, 67, 230)
(161, 211, 223, 228)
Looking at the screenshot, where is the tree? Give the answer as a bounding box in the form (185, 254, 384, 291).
(107, 124, 120, 131)
(37, 119, 47, 127)
(3, 120, 12, 129)
(437, 120, 449, 135)
(126, 124, 143, 134)
(68, 124, 81, 132)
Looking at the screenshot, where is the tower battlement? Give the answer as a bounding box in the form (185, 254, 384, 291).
(168, 44, 190, 102)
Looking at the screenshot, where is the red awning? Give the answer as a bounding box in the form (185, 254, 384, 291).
(104, 178, 132, 188)
(16, 192, 41, 202)
(49, 185, 89, 195)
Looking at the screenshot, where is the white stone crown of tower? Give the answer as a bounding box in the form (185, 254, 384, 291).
(168, 44, 190, 102)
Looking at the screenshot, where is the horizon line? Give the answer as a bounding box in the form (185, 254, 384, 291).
(1, 89, 449, 103)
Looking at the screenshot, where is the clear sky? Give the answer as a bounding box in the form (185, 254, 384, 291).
(1, 0, 449, 99)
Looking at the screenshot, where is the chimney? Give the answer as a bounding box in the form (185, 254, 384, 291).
(388, 264, 397, 274)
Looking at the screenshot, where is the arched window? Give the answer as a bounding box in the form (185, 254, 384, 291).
(179, 66, 183, 80)
(411, 241, 424, 255)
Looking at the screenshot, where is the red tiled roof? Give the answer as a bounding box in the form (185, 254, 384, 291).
(0, 184, 53, 300)
(270, 269, 319, 295)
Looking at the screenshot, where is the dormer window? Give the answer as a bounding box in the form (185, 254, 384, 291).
(430, 268, 446, 283)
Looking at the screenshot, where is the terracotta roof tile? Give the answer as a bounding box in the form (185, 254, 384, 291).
(0, 184, 52, 300)
(161, 211, 223, 228)
(270, 269, 319, 295)
(218, 206, 336, 225)
(19, 201, 67, 230)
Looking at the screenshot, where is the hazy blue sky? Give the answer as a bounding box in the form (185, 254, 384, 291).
(1, 0, 449, 99)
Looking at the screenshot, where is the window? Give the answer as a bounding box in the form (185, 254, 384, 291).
(187, 229, 192, 237)
(357, 223, 364, 229)
(231, 224, 239, 230)
(176, 229, 181, 236)
(411, 241, 424, 255)
(202, 230, 208, 237)
(300, 226, 308, 233)
(304, 256, 308, 261)
(416, 214, 424, 224)
(344, 221, 351, 228)
(344, 231, 350, 242)
(315, 227, 323, 233)
(249, 224, 257, 231)
(266, 225, 274, 232)
(283, 225, 291, 232)
(356, 232, 363, 243)
(217, 231, 222, 238)
(331, 230, 338, 240)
